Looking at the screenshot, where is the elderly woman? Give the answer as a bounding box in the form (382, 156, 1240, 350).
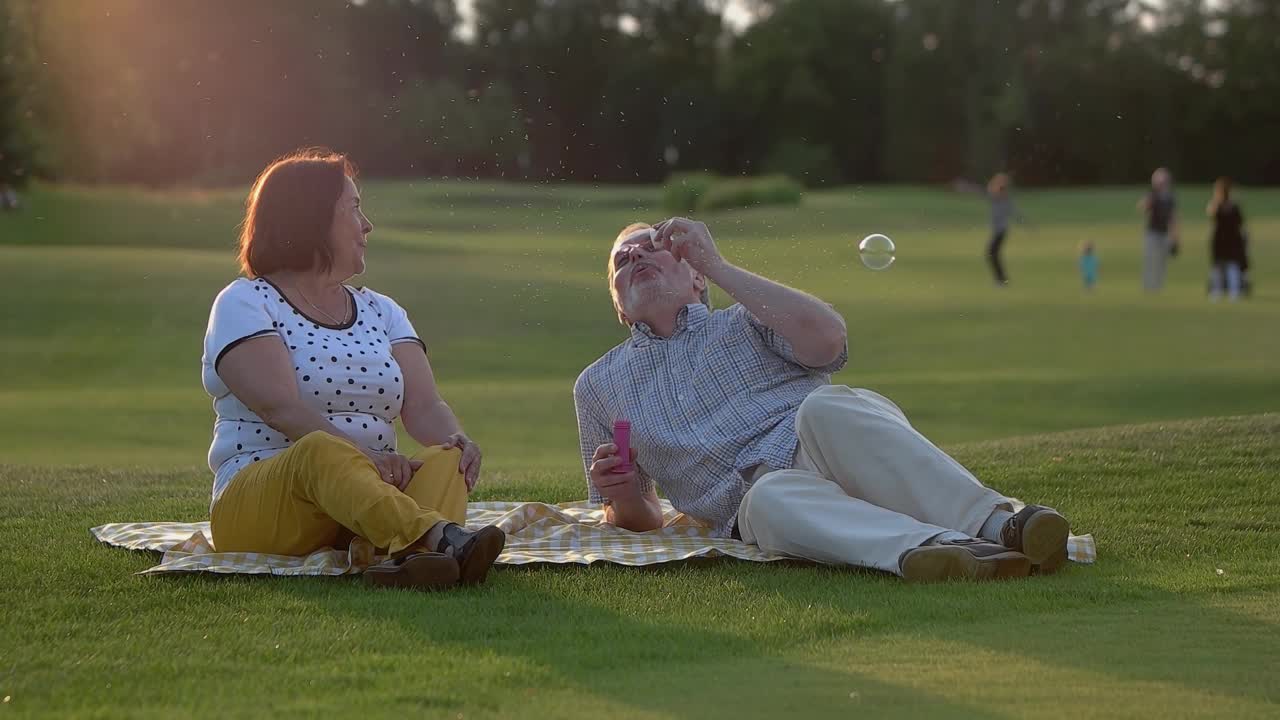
(201, 148, 504, 590)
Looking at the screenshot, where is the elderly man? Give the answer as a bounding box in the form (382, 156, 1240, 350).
(1139, 167, 1179, 292)
(573, 218, 1071, 582)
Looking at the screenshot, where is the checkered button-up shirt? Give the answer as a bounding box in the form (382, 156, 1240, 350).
(574, 303, 848, 537)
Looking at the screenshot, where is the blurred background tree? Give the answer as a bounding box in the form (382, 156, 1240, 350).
(2, 0, 1276, 186)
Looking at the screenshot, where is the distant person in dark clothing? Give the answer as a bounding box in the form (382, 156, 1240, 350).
(983, 173, 1024, 286)
(1206, 177, 1248, 302)
(1138, 168, 1178, 292)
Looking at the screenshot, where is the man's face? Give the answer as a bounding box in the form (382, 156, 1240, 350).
(609, 227, 699, 324)
(1152, 169, 1170, 191)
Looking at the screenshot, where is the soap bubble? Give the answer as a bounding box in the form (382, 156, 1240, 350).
(859, 233, 896, 271)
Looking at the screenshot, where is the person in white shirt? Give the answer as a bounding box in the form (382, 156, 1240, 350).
(202, 148, 503, 590)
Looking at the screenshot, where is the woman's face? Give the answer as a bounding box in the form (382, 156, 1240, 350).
(329, 176, 373, 279)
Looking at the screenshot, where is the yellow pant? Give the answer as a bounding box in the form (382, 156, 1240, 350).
(210, 431, 467, 556)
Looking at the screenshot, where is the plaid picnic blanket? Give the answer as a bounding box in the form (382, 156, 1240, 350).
(91, 500, 1097, 576)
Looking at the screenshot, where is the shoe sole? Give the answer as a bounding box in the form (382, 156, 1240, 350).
(457, 527, 506, 586)
(1020, 510, 1070, 575)
(901, 546, 1031, 583)
(364, 553, 459, 591)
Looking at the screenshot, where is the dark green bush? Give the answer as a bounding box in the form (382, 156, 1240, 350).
(696, 174, 803, 212)
(661, 172, 803, 214)
(660, 171, 716, 215)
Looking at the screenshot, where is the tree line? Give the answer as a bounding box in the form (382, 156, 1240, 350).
(1, 0, 1277, 187)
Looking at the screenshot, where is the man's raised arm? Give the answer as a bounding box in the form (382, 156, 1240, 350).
(655, 217, 847, 368)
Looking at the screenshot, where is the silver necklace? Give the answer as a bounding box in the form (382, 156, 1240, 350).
(292, 283, 349, 326)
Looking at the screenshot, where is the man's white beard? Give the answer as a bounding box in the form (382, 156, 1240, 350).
(624, 276, 683, 319)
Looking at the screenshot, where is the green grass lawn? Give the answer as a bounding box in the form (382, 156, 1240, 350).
(1, 181, 1278, 718)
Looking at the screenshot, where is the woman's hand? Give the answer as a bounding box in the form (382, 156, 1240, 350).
(444, 433, 482, 492)
(364, 449, 422, 492)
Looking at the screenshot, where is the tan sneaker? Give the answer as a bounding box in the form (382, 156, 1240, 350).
(1000, 505, 1070, 574)
(899, 538, 1032, 582)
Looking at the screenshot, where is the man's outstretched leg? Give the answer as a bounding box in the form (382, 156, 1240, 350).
(794, 386, 1069, 573)
(737, 469, 1031, 581)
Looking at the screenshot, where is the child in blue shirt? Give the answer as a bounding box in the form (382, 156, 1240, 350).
(1080, 241, 1099, 290)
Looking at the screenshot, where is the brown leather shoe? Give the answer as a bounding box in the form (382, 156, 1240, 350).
(899, 538, 1031, 582)
(363, 551, 459, 591)
(1000, 505, 1069, 575)
(437, 524, 506, 586)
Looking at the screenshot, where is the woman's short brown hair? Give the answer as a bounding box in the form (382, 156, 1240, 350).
(1209, 176, 1233, 215)
(237, 148, 356, 278)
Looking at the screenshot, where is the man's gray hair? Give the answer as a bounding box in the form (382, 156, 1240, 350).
(611, 222, 712, 326)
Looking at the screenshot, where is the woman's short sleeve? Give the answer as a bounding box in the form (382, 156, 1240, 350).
(367, 289, 425, 352)
(203, 279, 277, 373)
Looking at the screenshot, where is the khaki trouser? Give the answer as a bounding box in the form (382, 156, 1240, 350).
(737, 386, 1011, 575)
(211, 431, 467, 556)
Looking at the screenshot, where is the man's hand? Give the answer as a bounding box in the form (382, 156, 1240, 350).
(654, 217, 725, 276)
(590, 443, 663, 532)
(589, 443, 642, 502)
(663, 217, 847, 369)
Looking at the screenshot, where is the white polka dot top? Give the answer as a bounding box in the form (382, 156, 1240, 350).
(201, 278, 424, 504)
